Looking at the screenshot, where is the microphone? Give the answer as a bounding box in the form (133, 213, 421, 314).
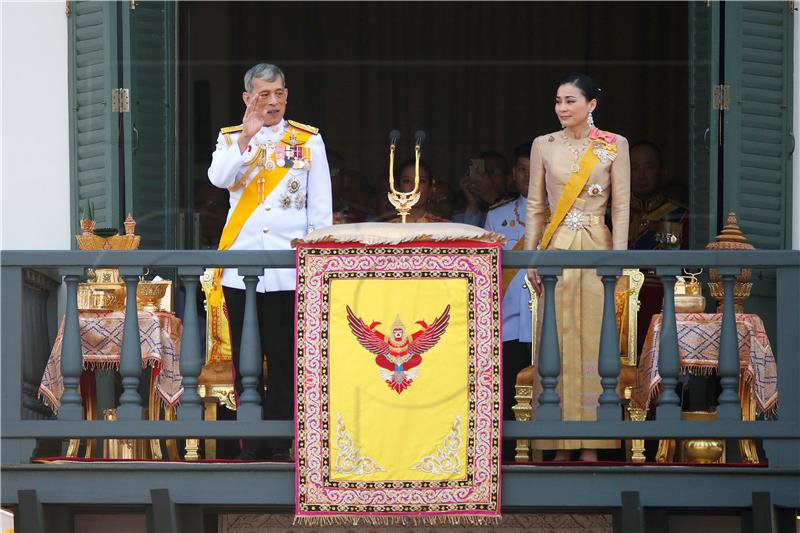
(414, 130, 426, 147)
(389, 129, 401, 148)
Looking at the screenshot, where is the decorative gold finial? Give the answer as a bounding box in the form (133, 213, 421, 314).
(124, 213, 136, 235)
(705, 211, 754, 312)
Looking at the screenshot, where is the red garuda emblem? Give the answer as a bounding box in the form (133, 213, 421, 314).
(346, 305, 451, 394)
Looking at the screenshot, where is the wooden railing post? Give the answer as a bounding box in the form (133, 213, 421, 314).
(597, 267, 621, 420)
(58, 270, 85, 421)
(118, 268, 144, 420)
(536, 267, 562, 421)
(717, 269, 742, 420)
(656, 268, 682, 421)
(237, 268, 263, 421)
(177, 268, 205, 420)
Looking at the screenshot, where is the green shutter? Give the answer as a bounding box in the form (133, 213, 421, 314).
(688, 1, 721, 250)
(122, 1, 177, 250)
(68, 1, 120, 242)
(723, 1, 794, 250)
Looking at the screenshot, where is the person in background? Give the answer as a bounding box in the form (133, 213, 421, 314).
(484, 140, 533, 461)
(387, 159, 449, 223)
(453, 151, 511, 227)
(628, 140, 687, 251)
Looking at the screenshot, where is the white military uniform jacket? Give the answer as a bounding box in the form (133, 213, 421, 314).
(207, 119, 333, 292)
(484, 196, 532, 343)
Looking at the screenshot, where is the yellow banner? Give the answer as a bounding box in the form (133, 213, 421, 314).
(328, 277, 469, 482)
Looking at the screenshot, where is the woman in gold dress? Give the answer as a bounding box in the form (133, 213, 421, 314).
(525, 75, 630, 461)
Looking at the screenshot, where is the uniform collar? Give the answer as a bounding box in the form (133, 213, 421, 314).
(261, 119, 286, 135)
(632, 191, 665, 212)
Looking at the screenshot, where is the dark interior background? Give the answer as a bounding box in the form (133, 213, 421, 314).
(181, 1, 690, 243)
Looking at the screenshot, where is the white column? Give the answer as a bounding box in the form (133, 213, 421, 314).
(1, 2, 71, 250)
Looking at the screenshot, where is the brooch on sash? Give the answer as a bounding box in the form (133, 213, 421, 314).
(564, 208, 584, 231)
(588, 129, 618, 164)
(587, 183, 604, 197)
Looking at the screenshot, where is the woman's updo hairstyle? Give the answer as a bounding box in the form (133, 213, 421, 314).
(558, 74, 601, 102)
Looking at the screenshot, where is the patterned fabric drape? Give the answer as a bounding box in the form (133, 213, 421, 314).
(39, 311, 183, 412)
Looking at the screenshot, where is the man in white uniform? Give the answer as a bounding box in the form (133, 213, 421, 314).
(207, 63, 332, 459)
(483, 142, 533, 461)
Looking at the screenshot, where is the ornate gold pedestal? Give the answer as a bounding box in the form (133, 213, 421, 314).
(656, 388, 760, 464)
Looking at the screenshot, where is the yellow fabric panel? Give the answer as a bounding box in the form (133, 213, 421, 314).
(327, 277, 469, 482)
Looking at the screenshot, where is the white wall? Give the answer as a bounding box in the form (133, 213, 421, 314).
(0, 2, 71, 250)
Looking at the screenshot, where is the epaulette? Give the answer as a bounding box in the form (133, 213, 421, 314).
(220, 124, 244, 134)
(219, 124, 243, 147)
(488, 197, 515, 211)
(288, 120, 319, 135)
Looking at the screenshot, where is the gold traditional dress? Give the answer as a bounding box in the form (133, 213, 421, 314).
(524, 127, 630, 450)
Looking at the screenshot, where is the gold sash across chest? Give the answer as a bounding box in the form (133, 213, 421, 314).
(537, 142, 601, 251)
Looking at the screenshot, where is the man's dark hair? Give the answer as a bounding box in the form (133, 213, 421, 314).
(629, 140, 664, 168)
(513, 141, 533, 163)
(479, 151, 509, 174)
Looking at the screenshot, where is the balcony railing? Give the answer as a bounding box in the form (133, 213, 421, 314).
(2, 249, 799, 531)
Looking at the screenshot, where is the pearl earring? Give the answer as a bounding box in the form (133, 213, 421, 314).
(588, 112, 595, 128)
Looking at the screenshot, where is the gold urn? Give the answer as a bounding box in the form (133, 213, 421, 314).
(683, 439, 725, 464)
(674, 269, 706, 313)
(705, 212, 754, 313)
(136, 281, 170, 312)
(680, 410, 725, 464)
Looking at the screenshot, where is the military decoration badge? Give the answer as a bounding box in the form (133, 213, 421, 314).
(280, 176, 307, 210)
(588, 128, 618, 164)
(272, 145, 312, 170)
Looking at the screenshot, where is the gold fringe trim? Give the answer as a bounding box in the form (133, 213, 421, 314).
(83, 360, 120, 372)
(293, 514, 501, 527)
(82, 358, 159, 372)
(680, 365, 716, 376)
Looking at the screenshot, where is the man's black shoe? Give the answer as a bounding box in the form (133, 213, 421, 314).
(235, 448, 263, 461)
(266, 450, 293, 462)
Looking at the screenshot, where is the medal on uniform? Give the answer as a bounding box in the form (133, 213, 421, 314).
(275, 146, 286, 168)
(264, 140, 277, 171)
(591, 137, 617, 164)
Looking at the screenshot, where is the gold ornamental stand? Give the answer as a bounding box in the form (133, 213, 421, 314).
(386, 130, 425, 223)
